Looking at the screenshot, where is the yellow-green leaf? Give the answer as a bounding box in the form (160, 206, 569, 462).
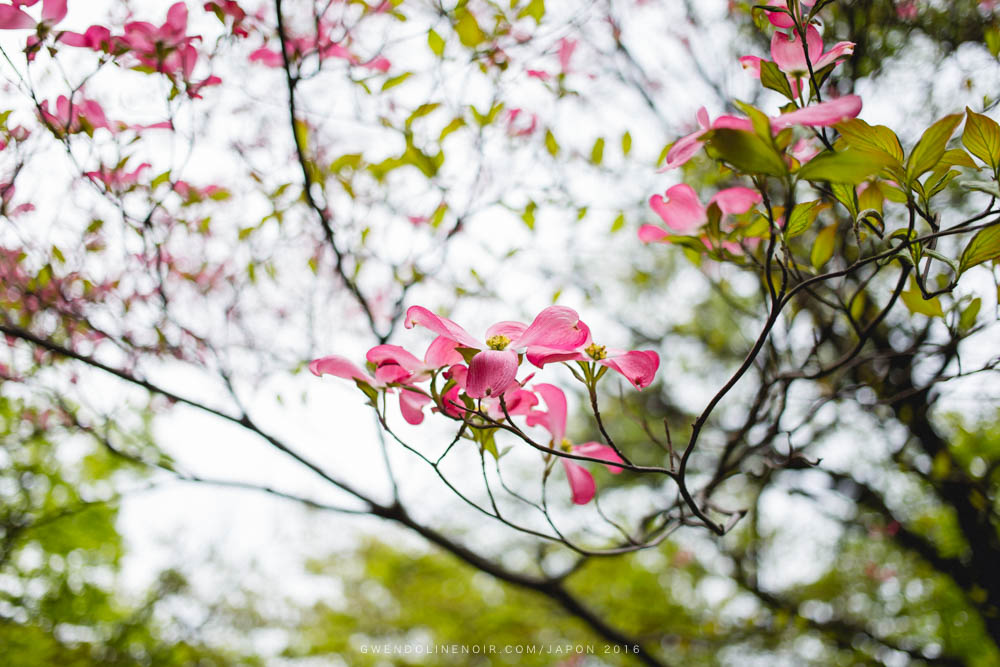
(810, 224, 838, 268)
(906, 113, 963, 181)
(959, 224, 1000, 273)
(705, 128, 786, 177)
(797, 148, 894, 184)
(963, 107, 1000, 172)
(901, 289, 944, 318)
(427, 29, 445, 56)
(590, 137, 605, 165)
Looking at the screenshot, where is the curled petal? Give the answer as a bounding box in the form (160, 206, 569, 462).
(563, 460, 596, 505)
(405, 306, 482, 349)
(573, 442, 626, 473)
(366, 344, 424, 373)
(309, 355, 375, 385)
(375, 364, 412, 385)
(248, 47, 283, 67)
(739, 55, 763, 77)
(514, 306, 588, 351)
(424, 336, 463, 368)
(709, 187, 762, 216)
(524, 383, 567, 443)
(649, 184, 706, 234)
(814, 41, 855, 70)
(662, 128, 708, 170)
(526, 347, 586, 367)
(600, 350, 660, 390)
(398, 389, 431, 425)
(466, 349, 519, 399)
(771, 95, 862, 129)
(502, 387, 539, 416)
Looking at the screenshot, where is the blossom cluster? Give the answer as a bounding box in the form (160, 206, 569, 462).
(310, 305, 659, 504)
(642, 0, 861, 250)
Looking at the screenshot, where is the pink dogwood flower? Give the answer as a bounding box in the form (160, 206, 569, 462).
(661, 95, 862, 170)
(38, 95, 110, 134)
(526, 323, 660, 391)
(525, 383, 624, 505)
(640, 184, 761, 242)
(770, 25, 854, 77)
(438, 363, 539, 421)
(404, 305, 588, 399)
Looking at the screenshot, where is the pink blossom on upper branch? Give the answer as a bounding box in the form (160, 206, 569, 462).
(524, 383, 624, 505)
(661, 96, 863, 170)
(404, 305, 588, 399)
(204, 1, 249, 38)
(770, 25, 854, 76)
(38, 95, 110, 135)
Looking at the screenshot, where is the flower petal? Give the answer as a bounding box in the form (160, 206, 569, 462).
(524, 382, 567, 443)
(771, 95, 862, 129)
(366, 344, 424, 373)
(813, 40, 855, 70)
(309, 355, 376, 384)
(423, 336, 463, 368)
(513, 306, 588, 351)
(466, 349, 519, 399)
(649, 184, 706, 233)
(404, 305, 482, 349)
(637, 224, 670, 243)
(398, 389, 431, 425)
(709, 187, 762, 216)
(600, 350, 660, 390)
(0, 6, 34, 29)
(41, 0, 66, 23)
(485, 320, 528, 343)
(573, 442, 626, 473)
(563, 460, 596, 504)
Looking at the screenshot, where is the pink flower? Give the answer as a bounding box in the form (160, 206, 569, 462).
(526, 323, 660, 391)
(660, 96, 863, 170)
(310, 340, 458, 425)
(770, 26, 854, 76)
(438, 363, 539, 421)
(506, 108, 538, 137)
(85, 163, 151, 190)
(404, 305, 588, 399)
(662, 108, 752, 171)
(525, 384, 624, 505)
(204, 1, 249, 38)
(59, 25, 114, 51)
(557, 37, 576, 72)
(640, 184, 761, 240)
(365, 56, 391, 72)
(39, 95, 111, 134)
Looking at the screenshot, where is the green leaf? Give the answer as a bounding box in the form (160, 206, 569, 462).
(704, 128, 786, 177)
(381, 71, 413, 91)
(610, 212, 625, 232)
(906, 113, 963, 181)
(830, 182, 858, 218)
(439, 117, 466, 141)
(759, 60, 795, 100)
(406, 103, 441, 128)
(151, 170, 172, 189)
(734, 100, 773, 141)
(454, 10, 485, 48)
(455, 346, 480, 365)
(797, 148, 894, 184)
(901, 289, 944, 318)
(959, 297, 982, 332)
(959, 224, 1000, 273)
(427, 29, 445, 56)
(810, 224, 837, 268)
(544, 129, 559, 157)
(940, 148, 978, 169)
(785, 200, 826, 238)
(621, 131, 632, 156)
(963, 107, 1000, 172)
(522, 201, 537, 229)
(836, 118, 905, 162)
(293, 118, 310, 152)
(517, 0, 545, 24)
(590, 137, 605, 165)
(354, 379, 380, 404)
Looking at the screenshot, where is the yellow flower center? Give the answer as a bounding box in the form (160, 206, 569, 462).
(585, 343, 607, 360)
(560, 438, 573, 452)
(486, 334, 511, 350)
